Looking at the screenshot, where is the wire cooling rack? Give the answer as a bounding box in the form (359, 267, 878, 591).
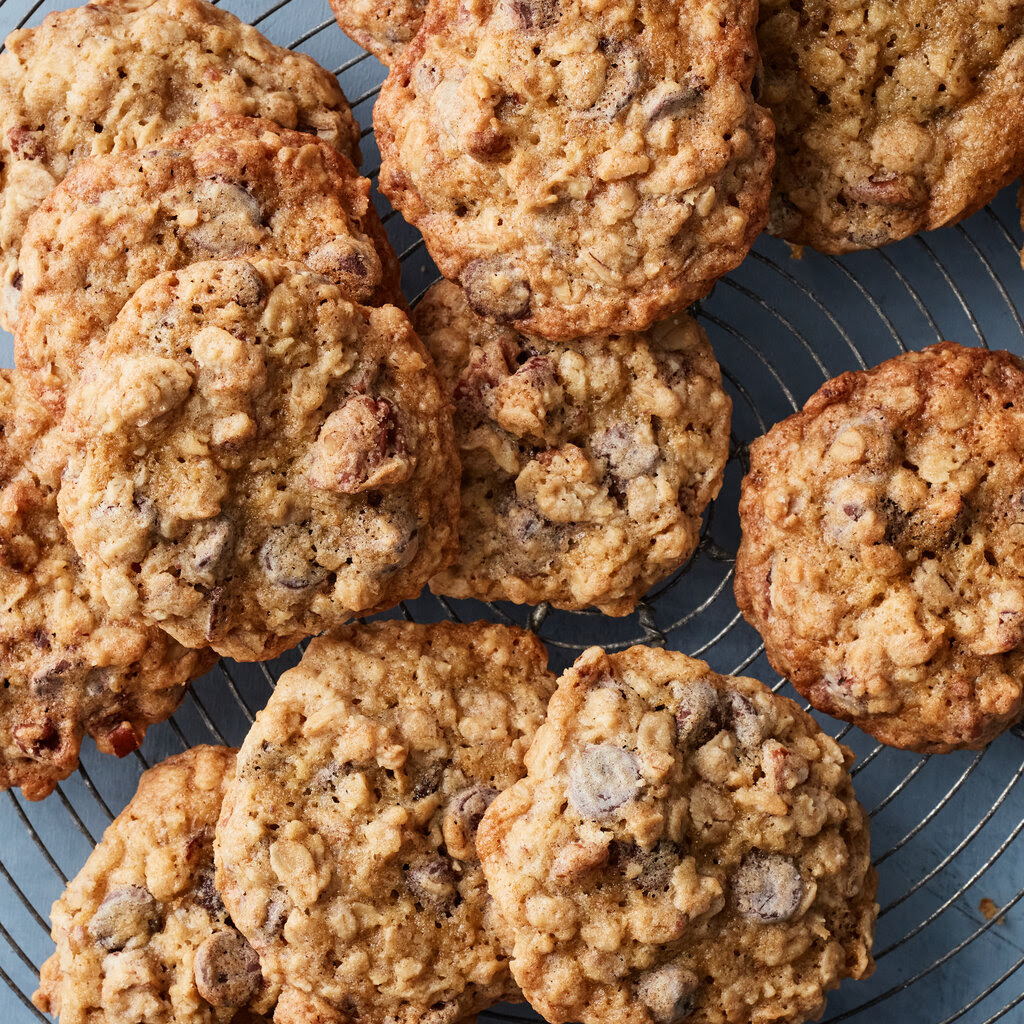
(2, 1, 1024, 1021)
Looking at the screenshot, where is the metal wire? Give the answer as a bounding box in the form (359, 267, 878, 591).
(0, 1, 1023, 1022)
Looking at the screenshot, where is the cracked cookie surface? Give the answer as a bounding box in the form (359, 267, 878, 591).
(0, 0, 361, 332)
(0, 368, 213, 801)
(375, 0, 773, 339)
(478, 645, 877, 1024)
(33, 745, 277, 1024)
(59, 259, 458, 662)
(736, 342, 1024, 752)
(760, 0, 1024, 252)
(16, 115, 400, 416)
(329, 0, 428, 66)
(215, 620, 557, 1024)
(415, 280, 731, 614)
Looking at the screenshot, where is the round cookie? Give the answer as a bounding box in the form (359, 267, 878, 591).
(16, 115, 401, 415)
(214, 620, 558, 1024)
(59, 259, 459, 662)
(33, 745, 278, 1024)
(0, 369, 213, 801)
(477, 645, 877, 1024)
(375, 0, 773, 340)
(735, 342, 1024, 752)
(414, 280, 731, 614)
(760, 1, 1024, 253)
(329, 0, 428, 66)
(0, 0, 362, 332)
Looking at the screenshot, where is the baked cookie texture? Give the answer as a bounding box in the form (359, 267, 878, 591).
(215, 621, 558, 1024)
(0, 368, 213, 802)
(16, 115, 401, 416)
(735, 343, 1024, 752)
(329, 0, 428, 66)
(33, 745, 278, 1024)
(59, 259, 459, 662)
(760, 1, 1024, 253)
(478, 645, 877, 1024)
(415, 280, 731, 615)
(375, 0, 774, 340)
(0, 0, 362, 332)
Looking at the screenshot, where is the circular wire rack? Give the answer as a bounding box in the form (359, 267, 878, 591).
(2, 1, 1024, 1021)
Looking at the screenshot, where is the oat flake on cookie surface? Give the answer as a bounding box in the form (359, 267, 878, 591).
(415, 280, 731, 615)
(34, 745, 278, 1024)
(58, 259, 458, 662)
(16, 115, 400, 416)
(0, 0, 362, 331)
(736, 342, 1024, 752)
(0, 368, 213, 802)
(215, 620, 557, 1024)
(478, 645, 877, 1024)
(375, 0, 774, 340)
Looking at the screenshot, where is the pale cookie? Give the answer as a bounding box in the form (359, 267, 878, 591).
(33, 746, 278, 1024)
(215, 620, 557, 1024)
(0, 368, 213, 802)
(329, 0, 428, 66)
(478, 645, 877, 1024)
(59, 259, 458, 662)
(760, 1, 1024, 252)
(0, 0, 362, 331)
(736, 342, 1024, 752)
(16, 115, 400, 415)
(375, 0, 773, 339)
(415, 281, 731, 614)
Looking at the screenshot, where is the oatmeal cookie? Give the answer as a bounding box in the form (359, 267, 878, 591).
(415, 281, 731, 614)
(16, 115, 400, 415)
(329, 0, 428, 66)
(0, 0, 361, 332)
(735, 342, 1024, 752)
(33, 745, 278, 1024)
(478, 645, 877, 1024)
(215, 620, 557, 1024)
(58, 259, 458, 662)
(0, 369, 213, 802)
(760, 1, 1024, 252)
(375, 0, 773, 340)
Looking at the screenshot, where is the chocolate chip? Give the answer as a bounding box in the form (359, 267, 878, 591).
(587, 42, 643, 120)
(182, 516, 234, 581)
(443, 785, 499, 859)
(568, 743, 642, 818)
(641, 79, 704, 124)
(258, 897, 289, 942)
(592, 423, 660, 481)
(461, 257, 531, 321)
(306, 239, 383, 302)
(406, 857, 458, 913)
(724, 691, 764, 749)
(188, 181, 264, 254)
(89, 885, 162, 951)
(219, 260, 265, 307)
(259, 525, 328, 590)
(843, 171, 921, 207)
(732, 851, 804, 923)
(610, 840, 681, 895)
(636, 963, 700, 1024)
(412, 763, 444, 800)
(194, 929, 263, 1007)
(507, 0, 558, 30)
(13, 720, 63, 760)
(194, 867, 226, 917)
(30, 659, 74, 698)
(674, 679, 722, 746)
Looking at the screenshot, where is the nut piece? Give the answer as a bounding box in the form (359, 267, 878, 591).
(636, 962, 700, 1024)
(193, 929, 263, 1007)
(673, 680, 721, 746)
(732, 851, 804, 923)
(406, 857, 458, 912)
(568, 743, 643, 818)
(442, 785, 498, 860)
(88, 885, 162, 951)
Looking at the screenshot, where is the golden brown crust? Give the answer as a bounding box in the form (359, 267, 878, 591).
(375, 0, 773, 339)
(478, 645, 877, 1024)
(16, 116, 401, 416)
(761, 1, 1024, 253)
(328, 0, 428, 66)
(736, 342, 1024, 752)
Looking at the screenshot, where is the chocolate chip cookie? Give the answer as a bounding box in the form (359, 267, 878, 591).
(0, 0, 362, 332)
(414, 281, 731, 614)
(16, 115, 400, 415)
(760, 1, 1024, 252)
(58, 259, 458, 662)
(329, 0, 428, 66)
(736, 342, 1024, 752)
(33, 745, 277, 1024)
(478, 645, 877, 1024)
(0, 368, 213, 801)
(215, 620, 557, 1024)
(375, 0, 773, 339)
